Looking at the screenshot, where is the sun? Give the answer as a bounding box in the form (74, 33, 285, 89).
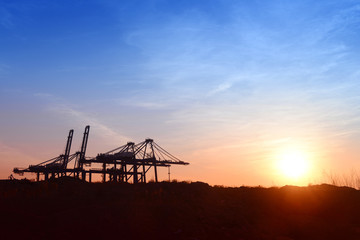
(277, 149, 310, 179)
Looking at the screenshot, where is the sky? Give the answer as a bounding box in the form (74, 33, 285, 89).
(1, 0, 360, 186)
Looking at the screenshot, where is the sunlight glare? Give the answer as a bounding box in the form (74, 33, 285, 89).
(277, 149, 310, 179)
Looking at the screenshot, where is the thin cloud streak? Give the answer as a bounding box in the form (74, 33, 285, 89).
(48, 104, 131, 143)
(33, 93, 132, 150)
(0, 7, 14, 29)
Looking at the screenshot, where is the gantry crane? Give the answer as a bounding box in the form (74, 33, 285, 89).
(13, 126, 90, 181)
(89, 138, 189, 183)
(13, 125, 189, 183)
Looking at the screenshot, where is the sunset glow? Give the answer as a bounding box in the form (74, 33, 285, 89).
(277, 149, 310, 180)
(1, 0, 360, 187)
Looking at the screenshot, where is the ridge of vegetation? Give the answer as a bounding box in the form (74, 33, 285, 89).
(1, 178, 360, 240)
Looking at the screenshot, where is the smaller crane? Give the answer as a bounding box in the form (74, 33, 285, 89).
(13, 126, 90, 181)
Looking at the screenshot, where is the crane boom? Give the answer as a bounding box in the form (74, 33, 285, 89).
(76, 125, 90, 169)
(63, 129, 74, 169)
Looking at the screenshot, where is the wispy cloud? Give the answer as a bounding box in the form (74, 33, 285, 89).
(2, 0, 360, 184)
(33, 93, 131, 147)
(0, 7, 14, 29)
(113, 1, 360, 163)
(33, 92, 54, 98)
(0, 141, 38, 169)
(0, 63, 10, 76)
(50, 104, 131, 142)
(207, 82, 233, 96)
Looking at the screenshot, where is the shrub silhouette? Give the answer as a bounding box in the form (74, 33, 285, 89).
(0, 178, 360, 240)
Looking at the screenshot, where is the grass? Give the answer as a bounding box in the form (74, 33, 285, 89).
(323, 170, 360, 190)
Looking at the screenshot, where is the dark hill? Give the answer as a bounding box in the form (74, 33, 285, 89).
(1, 178, 360, 240)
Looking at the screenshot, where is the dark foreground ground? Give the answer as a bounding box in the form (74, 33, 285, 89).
(1, 178, 360, 240)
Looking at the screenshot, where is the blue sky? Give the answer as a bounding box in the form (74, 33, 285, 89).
(1, 0, 360, 185)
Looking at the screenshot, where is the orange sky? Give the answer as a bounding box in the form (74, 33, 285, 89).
(1, 1, 360, 187)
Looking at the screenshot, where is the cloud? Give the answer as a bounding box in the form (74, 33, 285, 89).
(125, 101, 169, 110)
(208, 82, 233, 96)
(33, 92, 54, 98)
(118, 1, 356, 102)
(0, 63, 10, 76)
(0, 141, 38, 168)
(3, 0, 360, 183)
(0, 141, 21, 154)
(115, 96, 171, 110)
(0, 7, 13, 29)
(32, 93, 131, 145)
(49, 103, 131, 143)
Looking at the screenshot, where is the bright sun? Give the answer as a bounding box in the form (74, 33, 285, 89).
(277, 149, 310, 179)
